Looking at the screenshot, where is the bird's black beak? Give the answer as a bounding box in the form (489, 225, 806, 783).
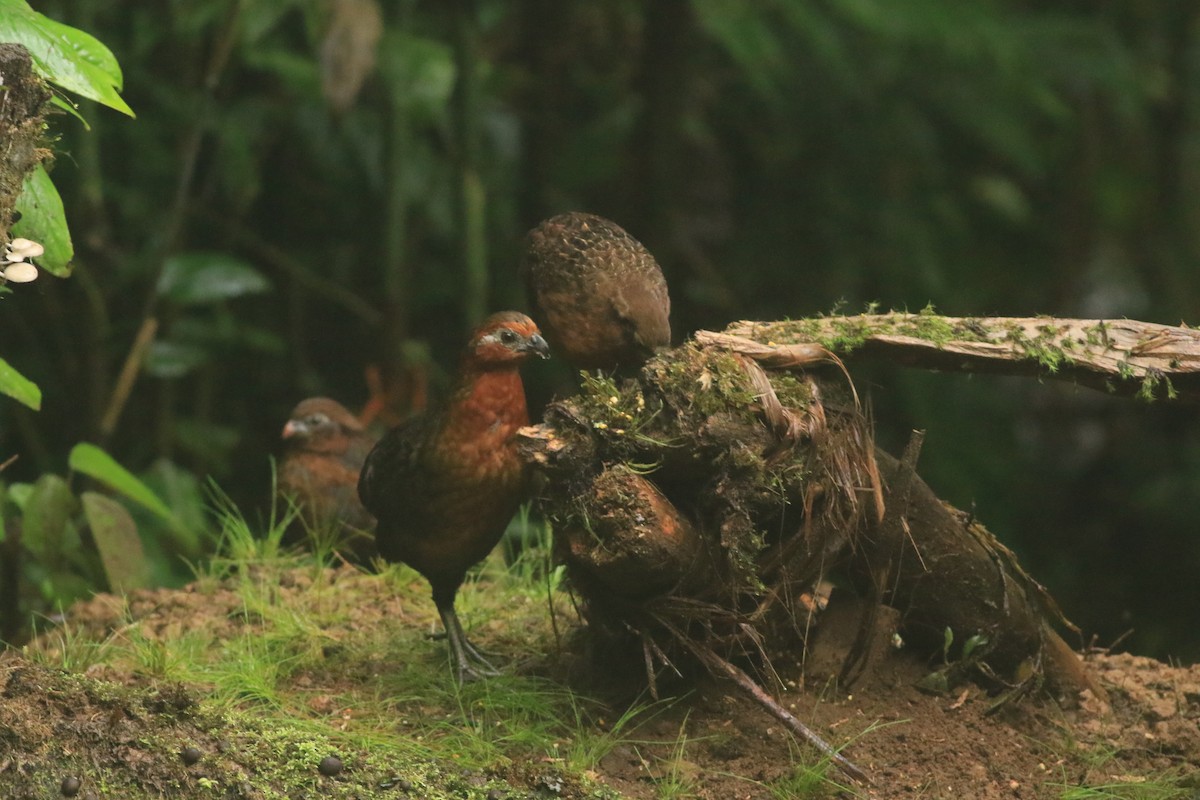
(524, 333, 551, 359)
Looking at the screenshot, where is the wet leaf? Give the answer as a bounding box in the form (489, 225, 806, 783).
(915, 669, 950, 696)
(21, 474, 76, 561)
(0, 0, 134, 116)
(5, 483, 33, 510)
(0, 357, 42, 410)
(156, 252, 271, 306)
(962, 633, 989, 661)
(81, 491, 149, 593)
(144, 340, 210, 379)
(141, 459, 208, 556)
(377, 31, 455, 121)
(68, 443, 173, 523)
(12, 163, 74, 276)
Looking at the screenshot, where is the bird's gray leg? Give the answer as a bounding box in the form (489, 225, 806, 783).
(437, 602, 501, 682)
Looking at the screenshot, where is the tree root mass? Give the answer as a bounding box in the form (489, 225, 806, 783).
(519, 324, 1108, 784)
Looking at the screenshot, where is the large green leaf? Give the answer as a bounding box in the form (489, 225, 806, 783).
(0, 0, 134, 116)
(693, 0, 786, 99)
(12, 163, 74, 276)
(0, 356, 41, 410)
(141, 458, 208, 558)
(5, 483, 33, 511)
(21, 474, 76, 561)
(49, 93, 89, 128)
(377, 31, 455, 121)
(81, 492, 149, 593)
(156, 252, 272, 305)
(68, 443, 172, 523)
(144, 340, 210, 379)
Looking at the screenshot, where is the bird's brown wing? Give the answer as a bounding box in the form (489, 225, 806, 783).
(357, 416, 436, 553)
(608, 270, 671, 352)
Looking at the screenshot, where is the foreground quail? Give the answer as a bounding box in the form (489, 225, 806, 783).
(522, 212, 670, 371)
(357, 312, 550, 681)
(278, 397, 378, 559)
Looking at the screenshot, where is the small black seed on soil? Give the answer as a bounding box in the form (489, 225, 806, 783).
(378, 777, 411, 790)
(180, 745, 202, 765)
(60, 776, 81, 797)
(318, 755, 343, 776)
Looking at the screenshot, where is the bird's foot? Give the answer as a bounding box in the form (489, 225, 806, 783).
(454, 651, 502, 683)
(440, 604, 503, 683)
(450, 632, 502, 683)
(427, 630, 497, 658)
(461, 634, 499, 662)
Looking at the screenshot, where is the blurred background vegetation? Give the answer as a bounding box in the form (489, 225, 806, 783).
(2, 0, 1198, 661)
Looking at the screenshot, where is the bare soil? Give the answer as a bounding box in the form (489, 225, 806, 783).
(2, 566, 1198, 799)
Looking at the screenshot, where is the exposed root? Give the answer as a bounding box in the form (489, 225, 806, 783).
(695, 647, 871, 786)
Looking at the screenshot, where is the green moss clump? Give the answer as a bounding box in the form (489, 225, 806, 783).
(1001, 320, 1075, 373)
(1136, 369, 1177, 402)
(643, 343, 758, 422)
(769, 372, 816, 409)
(722, 306, 998, 355)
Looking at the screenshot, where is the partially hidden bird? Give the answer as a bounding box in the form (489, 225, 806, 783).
(522, 212, 670, 371)
(278, 397, 378, 561)
(357, 311, 550, 681)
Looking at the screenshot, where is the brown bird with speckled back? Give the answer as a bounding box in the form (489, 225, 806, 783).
(522, 212, 670, 371)
(278, 397, 377, 561)
(357, 312, 549, 681)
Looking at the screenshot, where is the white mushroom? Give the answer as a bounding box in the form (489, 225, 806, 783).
(3, 262, 39, 283)
(7, 238, 45, 261)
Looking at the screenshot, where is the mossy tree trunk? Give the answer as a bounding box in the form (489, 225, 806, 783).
(0, 43, 50, 642)
(0, 44, 51, 243)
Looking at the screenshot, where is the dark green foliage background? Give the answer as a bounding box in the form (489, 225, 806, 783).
(3, 0, 1199, 660)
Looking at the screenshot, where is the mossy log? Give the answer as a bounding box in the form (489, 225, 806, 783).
(517, 328, 1099, 702)
(705, 312, 1200, 401)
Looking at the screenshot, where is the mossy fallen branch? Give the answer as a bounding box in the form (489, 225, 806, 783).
(702, 312, 1200, 401)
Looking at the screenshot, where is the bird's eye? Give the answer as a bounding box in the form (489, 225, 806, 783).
(498, 329, 518, 344)
(308, 414, 328, 426)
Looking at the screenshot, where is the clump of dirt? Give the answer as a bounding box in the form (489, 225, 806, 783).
(1078, 654, 1200, 762)
(2, 657, 255, 799)
(4, 566, 1198, 799)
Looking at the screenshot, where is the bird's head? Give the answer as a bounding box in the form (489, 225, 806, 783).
(282, 397, 364, 449)
(464, 311, 551, 369)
